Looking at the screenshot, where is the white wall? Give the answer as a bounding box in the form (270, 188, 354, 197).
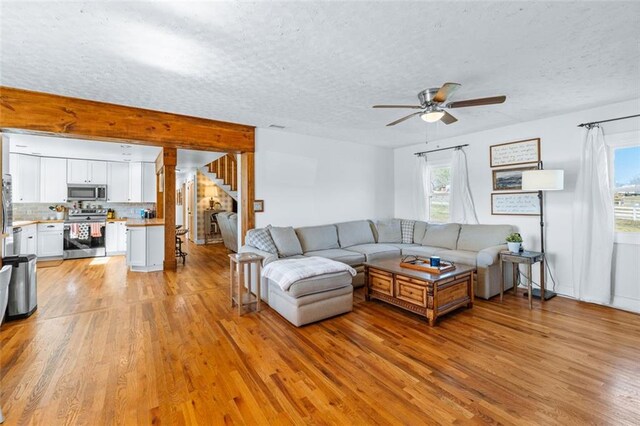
(255, 128, 394, 228)
(394, 98, 640, 311)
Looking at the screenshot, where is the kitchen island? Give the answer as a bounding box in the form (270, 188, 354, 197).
(125, 219, 164, 272)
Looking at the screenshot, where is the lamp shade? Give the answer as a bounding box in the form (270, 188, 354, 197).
(522, 169, 564, 191)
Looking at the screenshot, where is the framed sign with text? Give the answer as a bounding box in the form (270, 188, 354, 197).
(490, 138, 540, 167)
(491, 192, 540, 216)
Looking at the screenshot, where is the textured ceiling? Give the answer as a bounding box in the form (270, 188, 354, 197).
(1, 1, 639, 147)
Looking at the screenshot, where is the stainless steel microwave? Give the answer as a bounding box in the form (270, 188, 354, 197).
(67, 184, 107, 201)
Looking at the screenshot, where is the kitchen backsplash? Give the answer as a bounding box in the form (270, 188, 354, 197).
(13, 203, 156, 221)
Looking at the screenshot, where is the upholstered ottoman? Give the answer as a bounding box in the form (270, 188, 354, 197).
(262, 257, 355, 327)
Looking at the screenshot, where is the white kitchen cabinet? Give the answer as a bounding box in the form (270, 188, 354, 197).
(107, 162, 130, 202)
(142, 162, 156, 203)
(117, 222, 127, 252)
(67, 159, 107, 184)
(89, 161, 107, 184)
(10, 153, 41, 203)
(37, 223, 64, 258)
(106, 221, 127, 255)
(129, 162, 143, 202)
(126, 224, 164, 272)
(19, 224, 37, 256)
(105, 222, 118, 254)
(40, 157, 67, 203)
(67, 159, 89, 184)
(126, 227, 147, 267)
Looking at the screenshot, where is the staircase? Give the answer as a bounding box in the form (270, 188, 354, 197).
(202, 153, 238, 201)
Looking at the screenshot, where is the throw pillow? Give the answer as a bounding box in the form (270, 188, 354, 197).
(269, 226, 303, 257)
(376, 219, 402, 243)
(245, 227, 277, 254)
(401, 220, 415, 244)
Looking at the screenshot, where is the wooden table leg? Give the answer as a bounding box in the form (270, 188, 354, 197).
(229, 259, 234, 308)
(527, 263, 533, 310)
(468, 271, 475, 308)
(500, 257, 504, 302)
(364, 265, 370, 301)
(238, 262, 244, 315)
(256, 262, 261, 312)
(512, 263, 518, 296)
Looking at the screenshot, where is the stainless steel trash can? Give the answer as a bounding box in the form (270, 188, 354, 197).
(2, 254, 37, 319)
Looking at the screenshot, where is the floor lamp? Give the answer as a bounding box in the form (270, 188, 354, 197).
(522, 166, 564, 300)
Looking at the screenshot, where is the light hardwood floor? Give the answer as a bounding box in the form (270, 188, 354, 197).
(1, 243, 639, 425)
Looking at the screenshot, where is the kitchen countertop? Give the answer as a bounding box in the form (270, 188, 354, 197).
(125, 218, 165, 227)
(14, 219, 65, 226)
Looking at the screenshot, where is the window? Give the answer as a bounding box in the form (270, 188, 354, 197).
(608, 131, 640, 244)
(612, 144, 640, 233)
(428, 165, 451, 222)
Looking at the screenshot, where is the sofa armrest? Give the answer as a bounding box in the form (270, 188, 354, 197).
(239, 245, 278, 266)
(477, 244, 508, 267)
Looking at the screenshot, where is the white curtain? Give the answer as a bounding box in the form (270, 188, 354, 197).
(413, 156, 428, 220)
(572, 126, 615, 304)
(450, 148, 478, 224)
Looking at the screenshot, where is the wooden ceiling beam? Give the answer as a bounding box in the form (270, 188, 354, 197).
(0, 86, 255, 153)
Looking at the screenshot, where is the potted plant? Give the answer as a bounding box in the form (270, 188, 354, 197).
(506, 233, 523, 253)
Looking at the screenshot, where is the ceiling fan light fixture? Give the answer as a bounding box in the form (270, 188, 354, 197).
(421, 109, 445, 123)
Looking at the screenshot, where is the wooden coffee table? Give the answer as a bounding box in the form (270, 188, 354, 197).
(364, 258, 475, 326)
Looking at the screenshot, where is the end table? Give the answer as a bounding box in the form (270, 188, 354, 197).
(229, 253, 264, 315)
(499, 250, 545, 310)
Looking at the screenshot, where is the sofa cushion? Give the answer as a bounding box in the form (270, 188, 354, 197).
(421, 223, 461, 250)
(413, 221, 428, 244)
(336, 220, 375, 248)
(385, 243, 420, 251)
(457, 224, 514, 252)
(269, 226, 303, 257)
(295, 225, 339, 252)
(346, 243, 401, 262)
(401, 220, 415, 243)
(400, 245, 443, 258)
(436, 249, 478, 267)
(286, 271, 353, 298)
(376, 219, 402, 243)
(245, 227, 277, 254)
(303, 248, 365, 266)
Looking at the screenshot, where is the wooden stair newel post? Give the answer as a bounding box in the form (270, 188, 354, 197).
(156, 148, 177, 270)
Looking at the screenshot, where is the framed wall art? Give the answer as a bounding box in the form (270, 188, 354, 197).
(253, 200, 264, 212)
(492, 166, 539, 191)
(491, 192, 540, 216)
(490, 138, 540, 167)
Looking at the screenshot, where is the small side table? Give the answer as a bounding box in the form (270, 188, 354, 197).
(229, 253, 264, 315)
(500, 250, 545, 310)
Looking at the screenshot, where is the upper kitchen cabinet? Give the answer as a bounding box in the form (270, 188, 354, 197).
(10, 153, 41, 203)
(67, 159, 107, 184)
(142, 162, 156, 203)
(129, 162, 143, 202)
(40, 157, 67, 203)
(107, 162, 130, 202)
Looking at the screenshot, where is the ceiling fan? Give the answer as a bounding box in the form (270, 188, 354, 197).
(373, 83, 506, 126)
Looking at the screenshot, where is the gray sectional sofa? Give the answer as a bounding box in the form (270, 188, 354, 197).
(240, 219, 515, 300)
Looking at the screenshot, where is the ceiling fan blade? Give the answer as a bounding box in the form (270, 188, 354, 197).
(446, 95, 506, 109)
(440, 111, 458, 125)
(386, 112, 422, 126)
(373, 105, 423, 109)
(433, 82, 462, 103)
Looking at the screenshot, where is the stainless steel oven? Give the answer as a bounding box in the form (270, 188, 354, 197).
(67, 184, 107, 202)
(63, 208, 107, 259)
